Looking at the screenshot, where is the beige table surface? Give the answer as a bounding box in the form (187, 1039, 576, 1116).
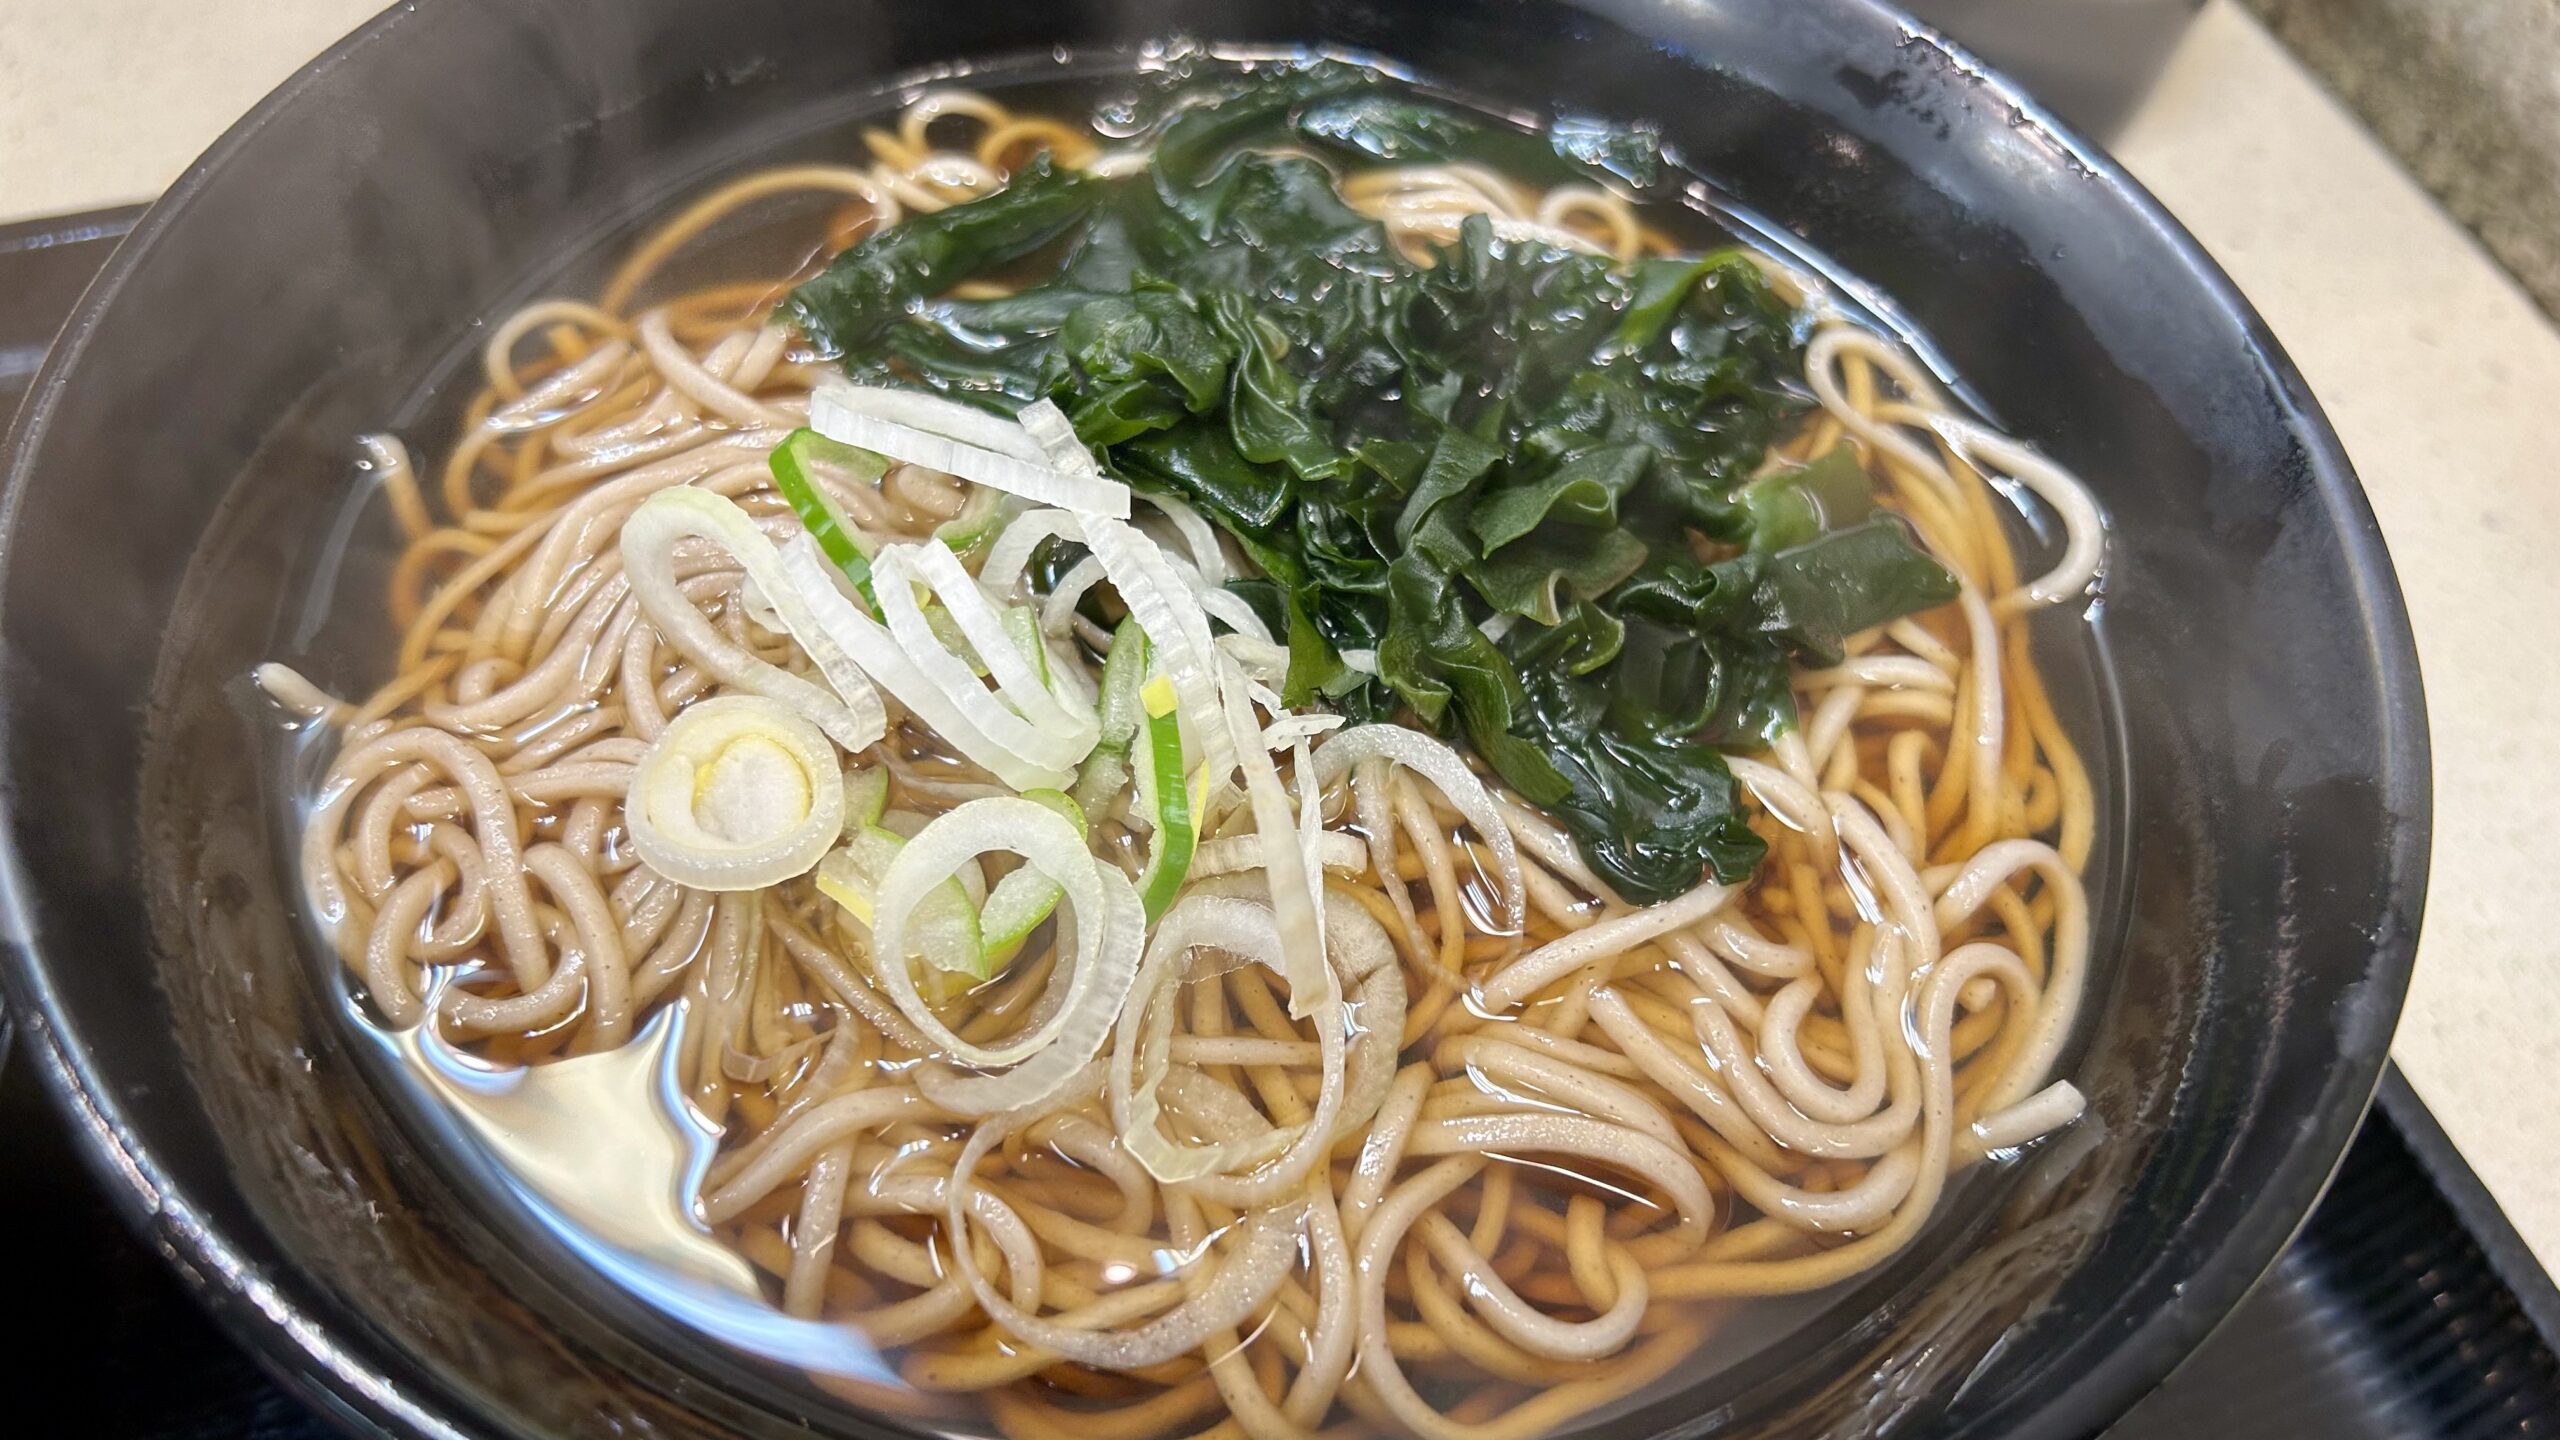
(8, 0, 2559, 1269)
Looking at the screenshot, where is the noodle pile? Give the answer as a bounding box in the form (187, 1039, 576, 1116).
(261, 82, 2103, 1440)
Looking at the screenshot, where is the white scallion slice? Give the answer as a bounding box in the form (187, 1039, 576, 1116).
(979, 507, 1088, 599)
(1016, 398, 1121, 501)
(977, 789, 1086, 961)
(1137, 491, 1229, 588)
(867, 797, 1144, 1115)
(1262, 710, 1347, 749)
(810, 381, 1049, 460)
(1195, 585, 1275, 645)
(871, 544, 1094, 781)
(905, 540, 1095, 753)
(1216, 656, 1330, 1018)
(770, 538, 1073, 793)
(625, 696, 847, 891)
(1083, 516, 1233, 785)
(809, 383, 1129, 519)
(817, 827, 986, 989)
(1189, 829, 1370, 877)
(1108, 893, 1346, 1198)
(618, 487, 885, 752)
(1313, 724, 1526, 944)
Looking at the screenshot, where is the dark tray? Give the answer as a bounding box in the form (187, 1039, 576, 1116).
(4, 207, 2554, 1439)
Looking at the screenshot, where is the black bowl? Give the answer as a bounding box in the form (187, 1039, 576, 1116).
(0, 1, 2426, 1437)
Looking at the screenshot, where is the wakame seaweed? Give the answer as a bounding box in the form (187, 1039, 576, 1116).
(788, 62, 1958, 903)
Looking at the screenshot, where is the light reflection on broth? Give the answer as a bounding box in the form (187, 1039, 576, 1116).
(259, 53, 2104, 1440)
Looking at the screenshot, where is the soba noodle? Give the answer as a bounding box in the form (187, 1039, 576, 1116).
(261, 71, 2101, 1440)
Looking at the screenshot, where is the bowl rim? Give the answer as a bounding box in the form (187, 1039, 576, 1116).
(0, 1, 2430, 1437)
(0, 9, 486, 1432)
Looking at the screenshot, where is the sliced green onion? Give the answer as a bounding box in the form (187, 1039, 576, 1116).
(842, 764, 890, 832)
(1136, 674, 1195, 922)
(908, 877, 988, 985)
(933, 484, 1015, 557)
(870, 796, 1146, 1116)
(977, 880, 1055, 965)
(813, 848, 876, 927)
(920, 597, 1050, 685)
(922, 602, 978, 669)
(1094, 619, 1148, 752)
(1021, 787, 1089, 837)
(870, 544, 1095, 785)
(1090, 620, 1187, 901)
(820, 786, 1090, 982)
(977, 789, 1086, 964)
(1001, 602, 1051, 687)
(816, 825, 988, 983)
(1081, 517, 1232, 785)
(1071, 751, 1129, 822)
(768, 427, 883, 598)
(1072, 618, 1148, 815)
